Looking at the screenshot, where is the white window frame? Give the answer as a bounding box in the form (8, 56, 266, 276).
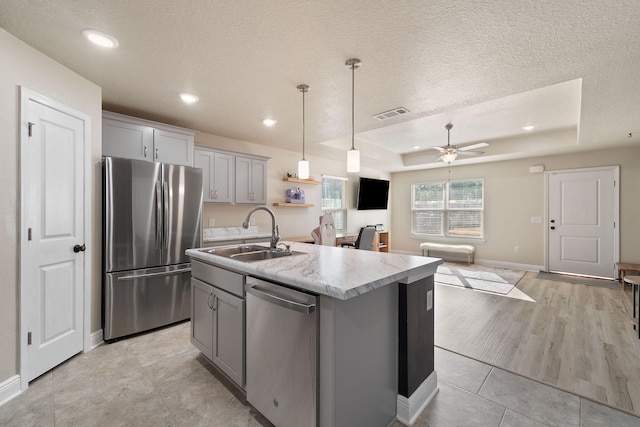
(321, 175, 348, 234)
(411, 178, 484, 241)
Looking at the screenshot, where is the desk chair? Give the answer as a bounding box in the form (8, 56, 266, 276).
(341, 226, 376, 251)
(311, 213, 336, 246)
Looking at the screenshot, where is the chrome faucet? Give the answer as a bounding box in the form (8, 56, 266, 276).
(242, 206, 280, 249)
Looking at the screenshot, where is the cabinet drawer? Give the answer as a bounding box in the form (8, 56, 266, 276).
(191, 260, 244, 297)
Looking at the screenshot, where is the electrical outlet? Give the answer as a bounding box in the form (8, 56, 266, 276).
(515, 246, 520, 253)
(208, 218, 215, 227)
(250, 218, 256, 226)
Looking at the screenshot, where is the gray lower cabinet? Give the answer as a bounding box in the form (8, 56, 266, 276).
(191, 262, 245, 387)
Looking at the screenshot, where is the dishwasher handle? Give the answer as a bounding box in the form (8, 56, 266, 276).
(246, 284, 316, 314)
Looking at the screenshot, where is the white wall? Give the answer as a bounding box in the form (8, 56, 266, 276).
(195, 133, 391, 238)
(0, 28, 102, 384)
(391, 146, 640, 266)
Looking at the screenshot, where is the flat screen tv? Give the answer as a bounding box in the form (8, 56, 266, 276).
(356, 177, 390, 210)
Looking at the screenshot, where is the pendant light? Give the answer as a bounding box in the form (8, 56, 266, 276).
(346, 58, 361, 173)
(297, 84, 310, 180)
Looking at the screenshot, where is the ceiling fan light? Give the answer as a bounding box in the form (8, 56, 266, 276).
(347, 149, 360, 173)
(440, 152, 458, 163)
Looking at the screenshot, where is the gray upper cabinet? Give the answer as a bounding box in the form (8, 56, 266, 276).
(103, 111, 195, 166)
(235, 155, 267, 204)
(195, 148, 234, 203)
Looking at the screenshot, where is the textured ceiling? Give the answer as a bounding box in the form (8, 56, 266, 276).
(1, 0, 639, 171)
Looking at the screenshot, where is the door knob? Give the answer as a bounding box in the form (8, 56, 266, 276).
(73, 244, 86, 253)
(550, 219, 555, 223)
(550, 226, 555, 230)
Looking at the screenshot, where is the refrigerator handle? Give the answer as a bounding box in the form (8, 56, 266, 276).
(155, 181, 163, 250)
(163, 181, 169, 249)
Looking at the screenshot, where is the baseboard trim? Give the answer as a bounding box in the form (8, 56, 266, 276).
(396, 371, 438, 426)
(474, 259, 543, 272)
(90, 329, 104, 350)
(0, 375, 22, 407)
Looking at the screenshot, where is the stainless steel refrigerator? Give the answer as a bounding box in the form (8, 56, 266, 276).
(103, 156, 203, 341)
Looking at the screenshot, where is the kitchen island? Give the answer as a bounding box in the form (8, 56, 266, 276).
(186, 241, 441, 427)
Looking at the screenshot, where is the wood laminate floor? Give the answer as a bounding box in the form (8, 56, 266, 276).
(435, 270, 640, 416)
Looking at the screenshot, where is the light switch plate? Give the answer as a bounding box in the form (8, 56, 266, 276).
(531, 216, 543, 223)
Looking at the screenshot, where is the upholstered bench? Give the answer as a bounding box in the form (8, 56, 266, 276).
(420, 242, 476, 264)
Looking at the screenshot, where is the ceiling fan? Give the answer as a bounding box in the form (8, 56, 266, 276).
(430, 123, 489, 163)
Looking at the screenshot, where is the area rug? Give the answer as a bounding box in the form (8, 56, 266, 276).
(435, 263, 526, 295)
(535, 271, 619, 289)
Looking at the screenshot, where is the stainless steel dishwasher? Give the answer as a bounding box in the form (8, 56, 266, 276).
(245, 277, 318, 427)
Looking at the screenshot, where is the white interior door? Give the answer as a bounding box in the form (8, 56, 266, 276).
(22, 90, 88, 382)
(547, 167, 618, 278)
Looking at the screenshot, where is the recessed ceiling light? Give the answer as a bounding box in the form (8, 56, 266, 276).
(179, 93, 199, 104)
(523, 125, 536, 131)
(262, 118, 277, 127)
(81, 29, 119, 48)
(412, 145, 421, 150)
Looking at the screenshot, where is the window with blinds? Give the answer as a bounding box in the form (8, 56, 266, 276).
(322, 176, 348, 234)
(411, 179, 483, 238)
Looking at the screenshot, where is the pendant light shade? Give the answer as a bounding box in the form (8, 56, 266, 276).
(298, 159, 309, 180)
(347, 149, 360, 173)
(297, 84, 310, 180)
(346, 58, 361, 173)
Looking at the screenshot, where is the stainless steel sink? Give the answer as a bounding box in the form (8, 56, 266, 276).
(230, 249, 304, 262)
(200, 245, 270, 257)
(200, 245, 304, 262)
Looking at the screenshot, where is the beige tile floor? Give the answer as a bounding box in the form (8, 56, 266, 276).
(1, 322, 639, 426)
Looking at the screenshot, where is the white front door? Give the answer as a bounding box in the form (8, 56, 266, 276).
(22, 90, 89, 382)
(547, 167, 618, 278)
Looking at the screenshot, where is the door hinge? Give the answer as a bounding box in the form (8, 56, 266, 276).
(28, 332, 32, 345)
(27, 122, 34, 137)
(28, 228, 32, 241)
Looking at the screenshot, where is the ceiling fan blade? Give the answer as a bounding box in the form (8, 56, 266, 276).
(458, 142, 489, 151)
(456, 150, 485, 156)
(426, 146, 446, 153)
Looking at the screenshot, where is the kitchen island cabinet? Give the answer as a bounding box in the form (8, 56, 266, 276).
(190, 261, 245, 387)
(186, 243, 441, 426)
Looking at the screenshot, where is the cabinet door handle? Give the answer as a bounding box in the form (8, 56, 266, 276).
(155, 147, 159, 159)
(214, 190, 218, 200)
(212, 294, 218, 311)
(144, 146, 148, 158)
(208, 292, 214, 309)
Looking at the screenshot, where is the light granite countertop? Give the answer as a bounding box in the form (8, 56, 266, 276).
(186, 241, 442, 300)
